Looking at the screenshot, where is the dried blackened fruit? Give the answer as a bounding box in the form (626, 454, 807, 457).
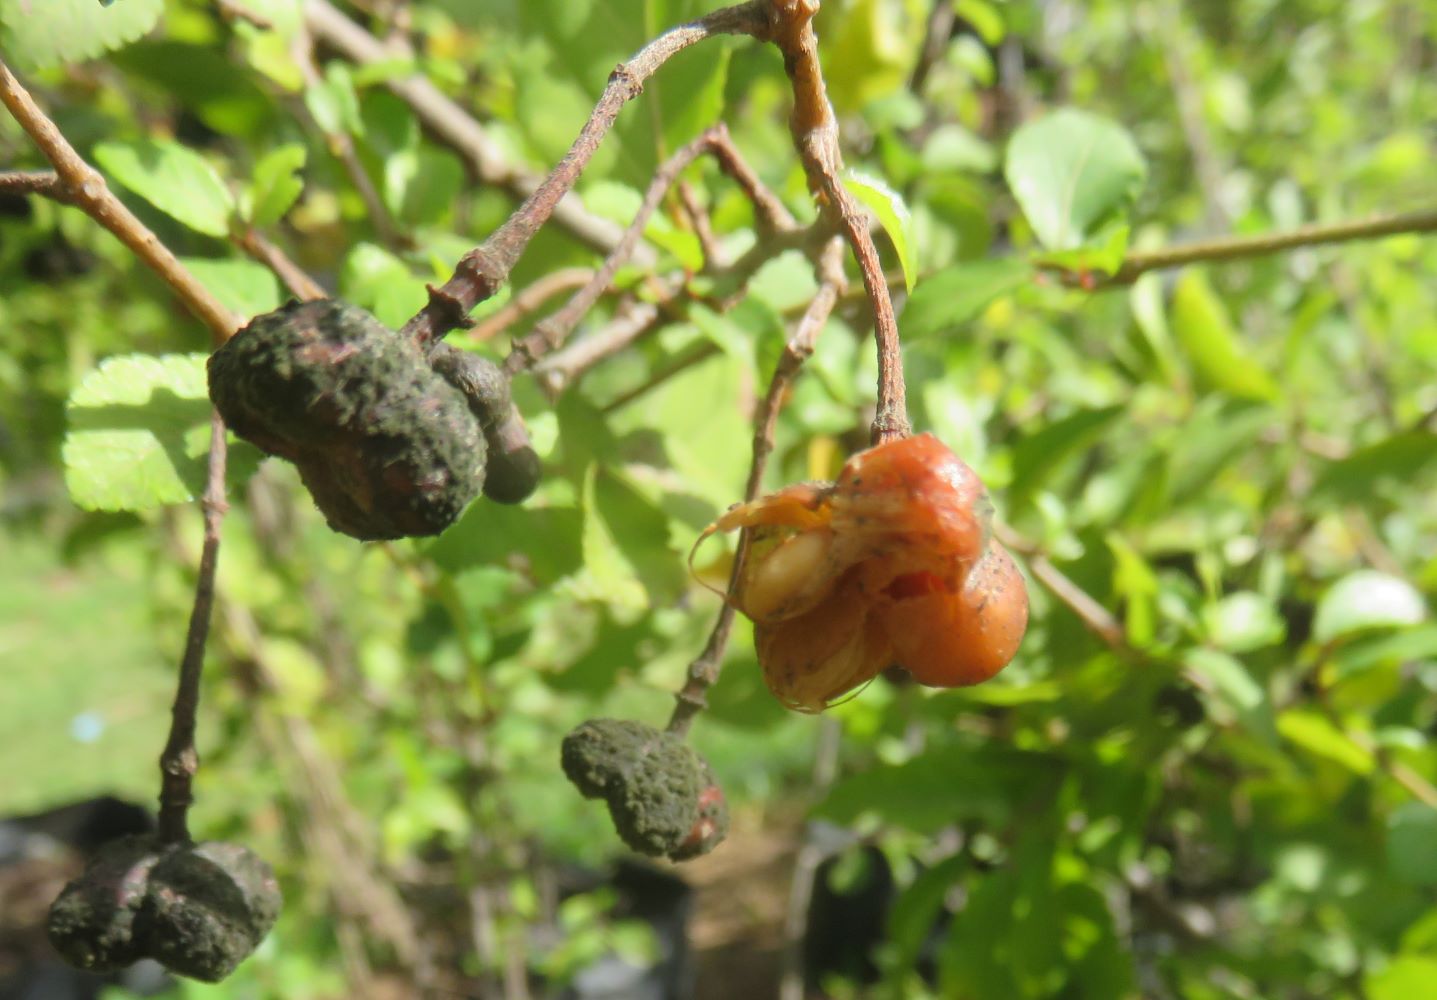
(478, 408, 542, 504)
(145, 841, 282, 983)
(208, 300, 486, 540)
(431, 344, 541, 505)
(46, 835, 158, 972)
(561, 719, 727, 860)
(47, 836, 281, 983)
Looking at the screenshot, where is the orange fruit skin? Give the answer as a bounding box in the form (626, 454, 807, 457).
(700, 434, 1027, 710)
(881, 542, 1029, 688)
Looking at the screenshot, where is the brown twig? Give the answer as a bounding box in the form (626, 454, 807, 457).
(994, 523, 1128, 650)
(1079, 207, 1437, 287)
(505, 126, 728, 372)
(234, 228, 328, 302)
(679, 180, 724, 268)
(766, 0, 909, 444)
(668, 236, 846, 736)
(504, 123, 781, 373)
(467, 267, 595, 343)
(302, 0, 638, 260)
(0, 60, 240, 344)
(157, 415, 229, 843)
(909, 0, 955, 94)
(398, 2, 770, 348)
(538, 299, 667, 398)
(292, 24, 407, 249)
(0, 168, 76, 204)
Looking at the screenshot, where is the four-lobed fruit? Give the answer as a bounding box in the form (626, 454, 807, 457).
(561, 718, 729, 861)
(208, 300, 538, 541)
(701, 433, 1029, 711)
(48, 836, 281, 983)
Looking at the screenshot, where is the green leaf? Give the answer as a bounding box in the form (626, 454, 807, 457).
(901, 258, 1029, 340)
(1032, 220, 1130, 277)
(1203, 591, 1286, 653)
(576, 464, 648, 614)
(1387, 803, 1437, 887)
(93, 139, 236, 238)
(1276, 709, 1375, 775)
(0, 0, 162, 71)
(1184, 648, 1274, 739)
(248, 143, 307, 226)
(304, 62, 363, 136)
(62, 354, 239, 512)
(1004, 108, 1147, 250)
(1007, 405, 1124, 506)
(1171, 270, 1279, 402)
(383, 147, 464, 227)
(843, 169, 918, 291)
(1367, 958, 1437, 1000)
(1313, 571, 1427, 644)
(179, 258, 282, 320)
(1312, 430, 1437, 504)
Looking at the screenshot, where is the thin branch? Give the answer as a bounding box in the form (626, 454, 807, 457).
(909, 0, 955, 94)
(766, 0, 909, 444)
(468, 267, 595, 343)
(0, 168, 75, 204)
(668, 235, 846, 736)
(399, 1, 770, 348)
(234, 228, 328, 301)
(292, 24, 407, 249)
(538, 299, 666, 398)
(302, 0, 638, 260)
(504, 126, 727, 372)
(598, 336, 715, 414)
(994, 523, 1128, 650)
(678, 180, 724, 268)
(504, 122, 780, 373)
(0, 60, 240, 344)
(1085, 207, 1437, 287)
(157, 415, 229, 843)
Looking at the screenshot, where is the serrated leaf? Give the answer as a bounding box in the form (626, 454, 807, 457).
(93, 139, 236, 238)
(577, 463, 648, 614)
(1005, 108, 1147, 250)
(843, 169, 918, 291)
(179, 258, 281, 320)
(0, 0, 162, 71)
(1313, 571, 1427, 644)
(62, 354, 223, 511)
(248, 143, 307, 226)
(902, 258, 1030, 339)
(1171, 270, 1279, 402)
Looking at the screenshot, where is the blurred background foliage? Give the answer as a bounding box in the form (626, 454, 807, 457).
(1, 0, 1436, 998)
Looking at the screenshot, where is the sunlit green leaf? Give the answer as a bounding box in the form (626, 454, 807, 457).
(843, 169, 918, 291)
(1005, 108, 1147, 250)
(0, 0, 162, 70)
(1313, 571, 1427, 644)
(1171, 270, 1280, 402)
(93, 139, 236, 238)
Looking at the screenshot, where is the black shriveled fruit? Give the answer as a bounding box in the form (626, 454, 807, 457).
(208, 300, 486, 540)
(430, 345, 541, 505)
(48, 836, 281, 983)
(561, 719, 729, 861)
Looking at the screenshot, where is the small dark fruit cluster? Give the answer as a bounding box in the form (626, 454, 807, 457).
(561, 719, 728, 861)
(208, 299, 540, 540)
(48, 836, 281, 983)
